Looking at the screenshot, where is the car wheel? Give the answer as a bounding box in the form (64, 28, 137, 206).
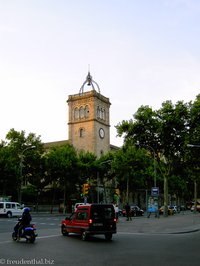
(105, 233, 112, 241)
(61, 226, 69, 236)
(7, 212, 12, 218)
(81, 231, 88, 241)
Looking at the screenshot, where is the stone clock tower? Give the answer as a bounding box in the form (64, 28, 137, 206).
(67, 72, 111, 157)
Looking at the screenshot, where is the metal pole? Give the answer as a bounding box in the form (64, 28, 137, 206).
(187, 144, 200, 148)
(147, 146, 156, 187)
(137, 143, 156, 187)
(97, 171, 100, 204)
(194, 180, 197, 213)
(97, 160, 112, 203)
(18, 145, 36, 204)
(187, 144, 200, 214)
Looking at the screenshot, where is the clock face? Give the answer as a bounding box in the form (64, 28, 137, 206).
(99, 128, 105, 139)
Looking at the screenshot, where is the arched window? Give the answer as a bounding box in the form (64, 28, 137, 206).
(97, 106, 100, 118)
(74, 107, 79, 120)
(102, 108, 106, 120)
(100, 108, 104, 119)
(80, 106, 84, 118)
(85, 105, 89, 118)
(80, 128, 84, 138)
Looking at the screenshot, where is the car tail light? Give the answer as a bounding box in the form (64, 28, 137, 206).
(89, 219, 93, 224)
(114, 218, 117, 222)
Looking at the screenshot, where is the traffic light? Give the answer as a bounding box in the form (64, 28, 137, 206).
(115, 188, 120, 196)
(82, 183, 90, 195)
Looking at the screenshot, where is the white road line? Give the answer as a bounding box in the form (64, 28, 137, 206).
(0, 240, 12, 244)
(37, 234, 60, 239)
(0, 234, 61, 244)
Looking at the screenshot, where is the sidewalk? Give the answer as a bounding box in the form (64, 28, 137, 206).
(117, 211, 200, 234)
(31, 210, 200, 235)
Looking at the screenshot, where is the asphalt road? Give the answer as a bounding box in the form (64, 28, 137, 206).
(0, 215, 200, 266)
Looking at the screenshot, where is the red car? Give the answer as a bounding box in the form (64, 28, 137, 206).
(61, 203, 117, 241)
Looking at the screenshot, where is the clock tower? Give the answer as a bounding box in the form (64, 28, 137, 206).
(67, 72, 111, 157)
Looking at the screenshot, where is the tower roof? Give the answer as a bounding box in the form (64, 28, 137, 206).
(79, 72, 100, 94)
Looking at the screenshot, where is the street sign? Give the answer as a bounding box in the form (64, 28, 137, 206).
(151, 187, 159, 196)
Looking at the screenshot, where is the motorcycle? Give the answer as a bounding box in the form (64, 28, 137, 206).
(12, 218, 37, 243)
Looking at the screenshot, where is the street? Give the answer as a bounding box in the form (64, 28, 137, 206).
(0, 214, 200, 266)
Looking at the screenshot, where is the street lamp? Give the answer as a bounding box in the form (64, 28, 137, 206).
(97, 160, 112, 203)
(136, 142, 158, 217)
(187, 144, 200, 148)
(187, 143, 200, 213)
(136, 142, 156, 187)
(18, 145, 36, 203)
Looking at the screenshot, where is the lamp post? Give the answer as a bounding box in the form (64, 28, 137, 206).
(187, 144, 200, 213)
(136, 142, 158, 216)
(97, 160, 112, 203)
(187, 144, 200, 148)
(18, 145, 36, 203)
(147, 146, 157, 188)
(136, 142, 156, 187)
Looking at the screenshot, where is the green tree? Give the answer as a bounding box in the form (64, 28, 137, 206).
(185, 94, 200, 211)
(77, 151, 97, 201)
(116, 100, 191, 214)
(3, 128, 44, 202)
(112, 145, 152, 203)
(46, 144, 79, 212)
(95, 152, 115, 203)
(0, 143, 18, 197)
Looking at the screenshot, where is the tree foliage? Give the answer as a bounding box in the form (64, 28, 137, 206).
(116, 95, 200, 203)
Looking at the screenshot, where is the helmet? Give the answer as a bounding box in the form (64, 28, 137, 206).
(24, 207, 30, 213)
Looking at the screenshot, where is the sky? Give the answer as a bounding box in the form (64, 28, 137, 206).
(0, 0, 200, 147)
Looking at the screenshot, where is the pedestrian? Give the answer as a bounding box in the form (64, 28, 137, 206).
(125, 203, 132, 221)
(114, 204, 119, 222)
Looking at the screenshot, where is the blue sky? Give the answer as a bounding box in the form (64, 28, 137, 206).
(0, 0, 199, 146)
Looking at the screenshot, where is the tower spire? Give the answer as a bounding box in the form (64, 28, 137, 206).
(79, 71, 100, 94)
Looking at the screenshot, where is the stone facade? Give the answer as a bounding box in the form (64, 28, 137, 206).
(67, 90, 111, 157)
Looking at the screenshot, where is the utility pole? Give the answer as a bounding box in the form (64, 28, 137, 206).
(18, 145, 35, 204)
(187, 144, 200, 214)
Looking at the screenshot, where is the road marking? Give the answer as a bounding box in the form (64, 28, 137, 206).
(37, 234, 60, 239)
(0, 240, 12, 245)
(0, 234, 61, 244)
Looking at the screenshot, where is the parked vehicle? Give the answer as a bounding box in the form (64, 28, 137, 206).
(177, 205, 186, 212)
(131, 206, 144, 216)
(0, 202, 24, 218)
(159, 206, 174, 215)
(190, 205, 200, 212)
(61, 203, 117, 241)
(169, 205, 177, 213)
(117, 208, 123, 217)
(12, 218, 37, 243)
(122, 205, 144, 217)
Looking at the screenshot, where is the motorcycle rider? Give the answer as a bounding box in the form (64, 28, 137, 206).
(14, 207, 32, 238)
